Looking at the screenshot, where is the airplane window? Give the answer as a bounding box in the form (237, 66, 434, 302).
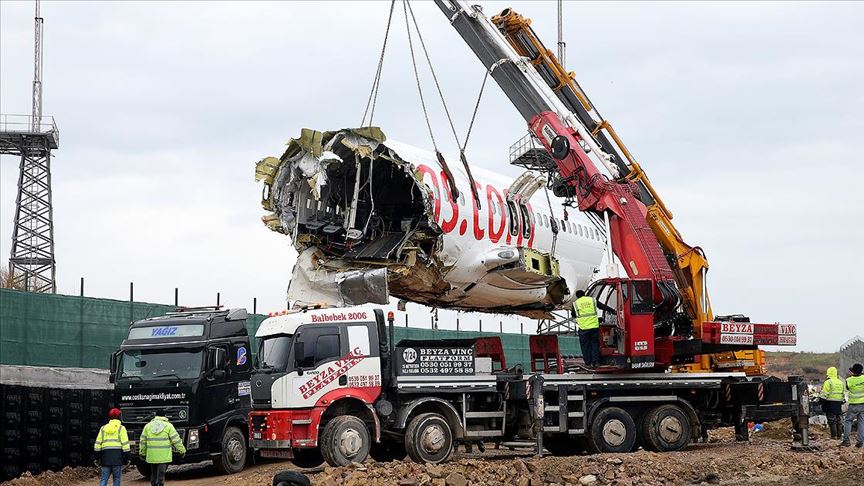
(491, 202, 497, 215)
(578, 225, 584, 237)
(590, 228, 595, 240)
(560, 220, 566, 232)
(543, 214, 548, 227)
(536, 212, 541, 223)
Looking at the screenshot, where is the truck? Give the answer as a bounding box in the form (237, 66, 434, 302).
(109, 306, 253, 475)
(249, 306, 811, 466)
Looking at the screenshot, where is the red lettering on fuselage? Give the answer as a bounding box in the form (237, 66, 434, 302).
(438, 170, 460, 234)
(417, 163, 535, 249)
(486, 185, 505, 243)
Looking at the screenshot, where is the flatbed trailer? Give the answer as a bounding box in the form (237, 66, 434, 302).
(249, 307, 811, 466)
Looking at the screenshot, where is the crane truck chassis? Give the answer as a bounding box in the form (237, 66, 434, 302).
(249, 307, 811, 466)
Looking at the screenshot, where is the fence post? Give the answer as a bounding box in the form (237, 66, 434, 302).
(129, 282, 134, 322)
(80, 277, 85, 367)
(479, 319, 482, 332)
(521, 322, 524, 334)
(217, 292, 221, 306)
(499, 321, 503, 333)
(174, 288, 179, 307)
(253, 297, 257, 315)
(456, 317, 460, 332)
(405, 314, 408, 328)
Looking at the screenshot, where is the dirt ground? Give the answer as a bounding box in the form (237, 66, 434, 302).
(5, 423, 863, 486)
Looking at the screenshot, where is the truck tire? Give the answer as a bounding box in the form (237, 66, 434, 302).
(320, 416, 371, 466)
(291, 448, 324, 468)
(405, 412, 453, 464)
(134, 461, 150, 478)
(588, 407, 636, 453)
(273, 470, 312, 486)
(641, 404, 691, 452)
(370, 440, 408, 462)
(214, 426, 247, 474)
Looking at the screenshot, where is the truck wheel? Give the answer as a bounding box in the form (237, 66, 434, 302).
(291, 448, 324, 468)
(320, 416, 371, 466)
(588, 407, 636, 453)
(273, 470, 312, 486)
(214, 426, 247, 474)
(405, 413, 453, 464)
(641, 404, 691, 452)
(370, 440, 408, 462)
(134, 461, 150, 478)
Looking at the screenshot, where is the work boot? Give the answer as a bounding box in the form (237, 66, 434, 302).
(856, 443, 863, 449)
(840, 440, 850, 447)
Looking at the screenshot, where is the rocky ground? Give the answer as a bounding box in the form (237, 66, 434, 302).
(5, 423, 862, 486)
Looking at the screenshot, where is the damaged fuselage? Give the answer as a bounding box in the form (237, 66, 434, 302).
(256, 127, 605, 317)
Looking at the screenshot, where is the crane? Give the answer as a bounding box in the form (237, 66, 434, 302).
(433, 0, 794, 371)
(488, 9, 765, 374)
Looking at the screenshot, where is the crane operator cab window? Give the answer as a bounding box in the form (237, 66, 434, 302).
(589, 283, 620, 327)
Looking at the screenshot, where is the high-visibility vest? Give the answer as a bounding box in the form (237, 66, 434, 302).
(847, 375, 864, 405)
(574, 296, 599, 331)
(820, 377, 844, 402)
(93, 419, 130, 453)
(139, 416, 185, 464)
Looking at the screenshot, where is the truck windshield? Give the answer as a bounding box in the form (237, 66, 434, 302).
(119, 349, 203, 381)
(257, 335, 293, 371)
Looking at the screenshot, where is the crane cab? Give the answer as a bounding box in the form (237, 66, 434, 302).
(587, 278, 657, 370)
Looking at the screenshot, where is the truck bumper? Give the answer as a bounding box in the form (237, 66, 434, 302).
(249, 409, 319, 452)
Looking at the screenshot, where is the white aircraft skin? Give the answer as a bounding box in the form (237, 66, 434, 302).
(385, 139, 606, 311)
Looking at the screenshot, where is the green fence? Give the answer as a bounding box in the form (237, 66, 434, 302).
(0, 288, 578, 369)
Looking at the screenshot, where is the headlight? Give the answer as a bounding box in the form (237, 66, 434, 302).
(187, 428, 199, 449)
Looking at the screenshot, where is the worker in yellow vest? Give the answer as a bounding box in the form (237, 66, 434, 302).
(819, 367, 845, 439)
(93, 408, 130, 486)
(139, 409, 186, 486)
(573, 290, 614, 369)
(842, 363, 864, 447)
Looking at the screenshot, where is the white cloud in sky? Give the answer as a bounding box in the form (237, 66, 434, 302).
(1, 1, 861, 351)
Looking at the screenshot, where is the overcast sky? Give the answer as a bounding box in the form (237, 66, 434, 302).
(1, 1, 862, 352)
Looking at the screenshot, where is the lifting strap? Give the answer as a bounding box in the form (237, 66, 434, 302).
(360, 0, 397, 128)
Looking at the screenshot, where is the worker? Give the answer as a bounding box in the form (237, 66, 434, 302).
(573, 290, 613, 368)
(842, 362, 864, 447)
(93, 407, 130, 486)
(139, 409, 186, 486)
(819, 366, 845, 440)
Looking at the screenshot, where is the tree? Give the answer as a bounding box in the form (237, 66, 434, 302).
(0, 263, 27, 291)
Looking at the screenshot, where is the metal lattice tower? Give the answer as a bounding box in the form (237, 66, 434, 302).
(1, 0, 59, 293)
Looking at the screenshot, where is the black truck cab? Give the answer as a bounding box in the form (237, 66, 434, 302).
(109, 307, 252, 475)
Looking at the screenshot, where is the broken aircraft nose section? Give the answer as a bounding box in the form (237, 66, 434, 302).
(256, 127, 446, 307)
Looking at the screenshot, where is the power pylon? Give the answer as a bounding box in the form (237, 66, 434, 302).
(0, 0, 59, 292)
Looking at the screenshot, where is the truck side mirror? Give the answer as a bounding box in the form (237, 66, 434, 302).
(109, 351, 119, 384)
(294, 341, 305, 367)
(214, 348, 227, 370)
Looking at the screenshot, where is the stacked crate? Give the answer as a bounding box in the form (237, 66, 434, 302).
(2, 385, 26, 480)
(0, 384, 112, 481)
(64, 389, 88, 467)
(23, 389, 45, 475)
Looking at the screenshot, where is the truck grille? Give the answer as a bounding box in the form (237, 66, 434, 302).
(121, 406, 189, 424)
